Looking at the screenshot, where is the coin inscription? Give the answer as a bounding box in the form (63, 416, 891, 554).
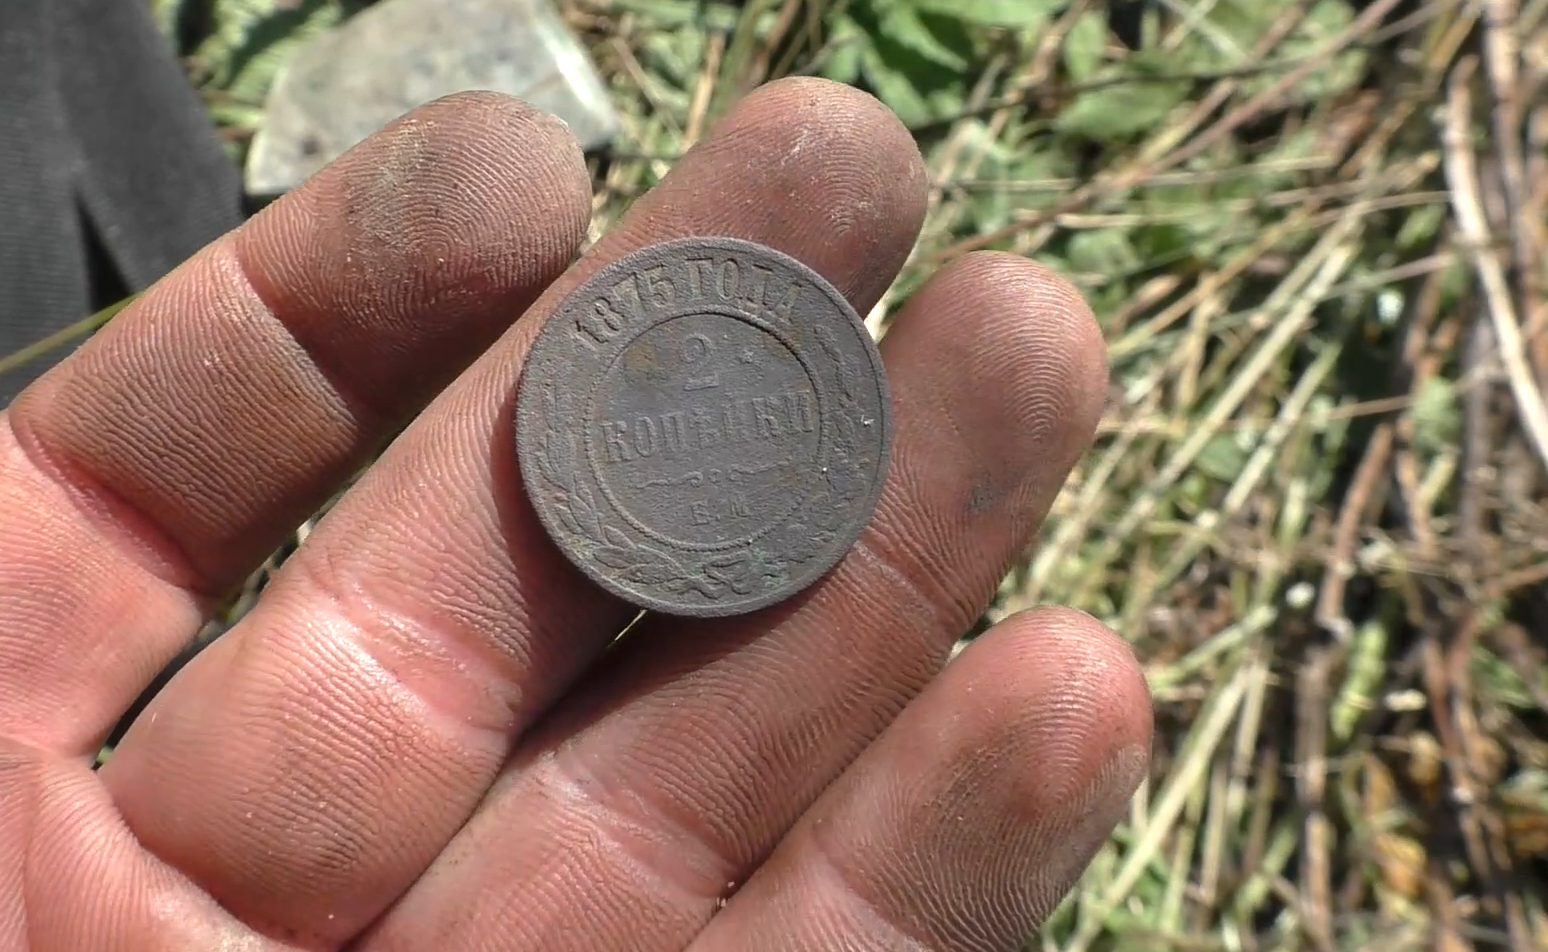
(515, 236, 891, 617)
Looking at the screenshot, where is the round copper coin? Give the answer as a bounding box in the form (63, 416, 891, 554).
(515, 236, 892, 617)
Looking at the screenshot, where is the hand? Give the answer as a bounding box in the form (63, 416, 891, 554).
(0, 79, 1151, 951)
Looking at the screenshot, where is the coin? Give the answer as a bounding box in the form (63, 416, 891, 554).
(514, 236, 892, 617)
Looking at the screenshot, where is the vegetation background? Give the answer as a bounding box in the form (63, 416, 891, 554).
(94, 0, 1548, 949)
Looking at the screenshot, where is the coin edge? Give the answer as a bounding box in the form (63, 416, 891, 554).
(514, 235, 893, 618)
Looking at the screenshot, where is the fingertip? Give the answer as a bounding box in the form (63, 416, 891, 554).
(727, 76, 929, 216)
(330, 87, 592, 191)
(398, 89, 594, 204)
(980, 604, 1142, 672)
(857, 253, 1107, 633)
(952, 606, 1153, 805)
(231, 90, 595, 419)
(945, 250, 1108, 367)
(628, 76, 928, 307)
(865, 606, 1152, 936)
(926, 251, 1109, 455)
(694, 605, 1153, 952)
(247, 87, 594, 255)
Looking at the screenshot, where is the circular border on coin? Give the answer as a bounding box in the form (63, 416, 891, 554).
(514, 236, 892, 618)
(580, 304, 830, 552)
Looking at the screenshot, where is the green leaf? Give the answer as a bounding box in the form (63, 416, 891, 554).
(150, 0, 187, 46)
(1085, 280, 1131, 323)
(1501, 770, 1548, 809)
(1068, 228, 1140, 276)
(199, 0, 350, 106)
(1178, 471, 1211, 512)
(878, 4, 969, 71)
(613, 0, 698, 24)
(1055, 79, 1189, 141)
(1062, 11, 1108, 82)
(642, 29, 705, 88)
(848, 10, 969, 128)
(614, 0, 740, 30)
(1471, 646, 1537, 710)
(950, 122, 1076, 233)
(1196, 432, 1250, 482)
(909, 0, 1057, 29)
(204, 99, 266, 131)
(860, 43, 932, 126)
(1411, 376, 1460, 456)
(1396, 204, 1445, 251)
(1244, 0, 1366, 103)
(1242, 125, 1321, 192)
(821, 16, 866, 85)
(614, 0, 687, 18)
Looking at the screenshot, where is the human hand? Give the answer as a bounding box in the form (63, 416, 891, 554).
(0, 78, 1152, 951)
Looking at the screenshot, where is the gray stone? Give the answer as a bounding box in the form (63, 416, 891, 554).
(245, 0, 618, 196)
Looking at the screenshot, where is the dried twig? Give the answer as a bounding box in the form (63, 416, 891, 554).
(1315, 424, 1393, 641)
(1442, 57, 1548, 478)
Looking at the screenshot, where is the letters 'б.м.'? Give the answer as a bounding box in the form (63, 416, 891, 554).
(514, 236, 892, 617)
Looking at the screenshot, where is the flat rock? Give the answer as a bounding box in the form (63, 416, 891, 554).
(245, 0, 618, 196)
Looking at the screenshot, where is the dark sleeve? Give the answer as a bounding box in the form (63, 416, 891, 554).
(0, 0, 245, 404)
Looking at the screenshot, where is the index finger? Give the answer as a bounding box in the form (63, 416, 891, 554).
(0, 92, 593, 754)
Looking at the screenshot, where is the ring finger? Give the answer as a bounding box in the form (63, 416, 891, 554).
(689, 609, 1153, 952)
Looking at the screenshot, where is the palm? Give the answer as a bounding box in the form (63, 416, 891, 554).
(0, 80, 1150, 951)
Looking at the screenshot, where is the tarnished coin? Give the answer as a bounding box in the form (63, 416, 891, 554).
(515, 236, 891, 617)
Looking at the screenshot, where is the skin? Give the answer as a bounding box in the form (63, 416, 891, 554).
(0, 79, 1153, 951)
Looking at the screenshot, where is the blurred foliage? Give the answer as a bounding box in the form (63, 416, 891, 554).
(150, 0, 370, 142)
(129, 0, 1548, 949)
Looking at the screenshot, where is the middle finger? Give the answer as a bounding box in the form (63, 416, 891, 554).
(100, 77, 928, 947)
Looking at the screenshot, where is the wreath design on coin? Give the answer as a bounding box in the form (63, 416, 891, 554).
(757, 323, 867, 564)
(531, 383, 754, 600)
